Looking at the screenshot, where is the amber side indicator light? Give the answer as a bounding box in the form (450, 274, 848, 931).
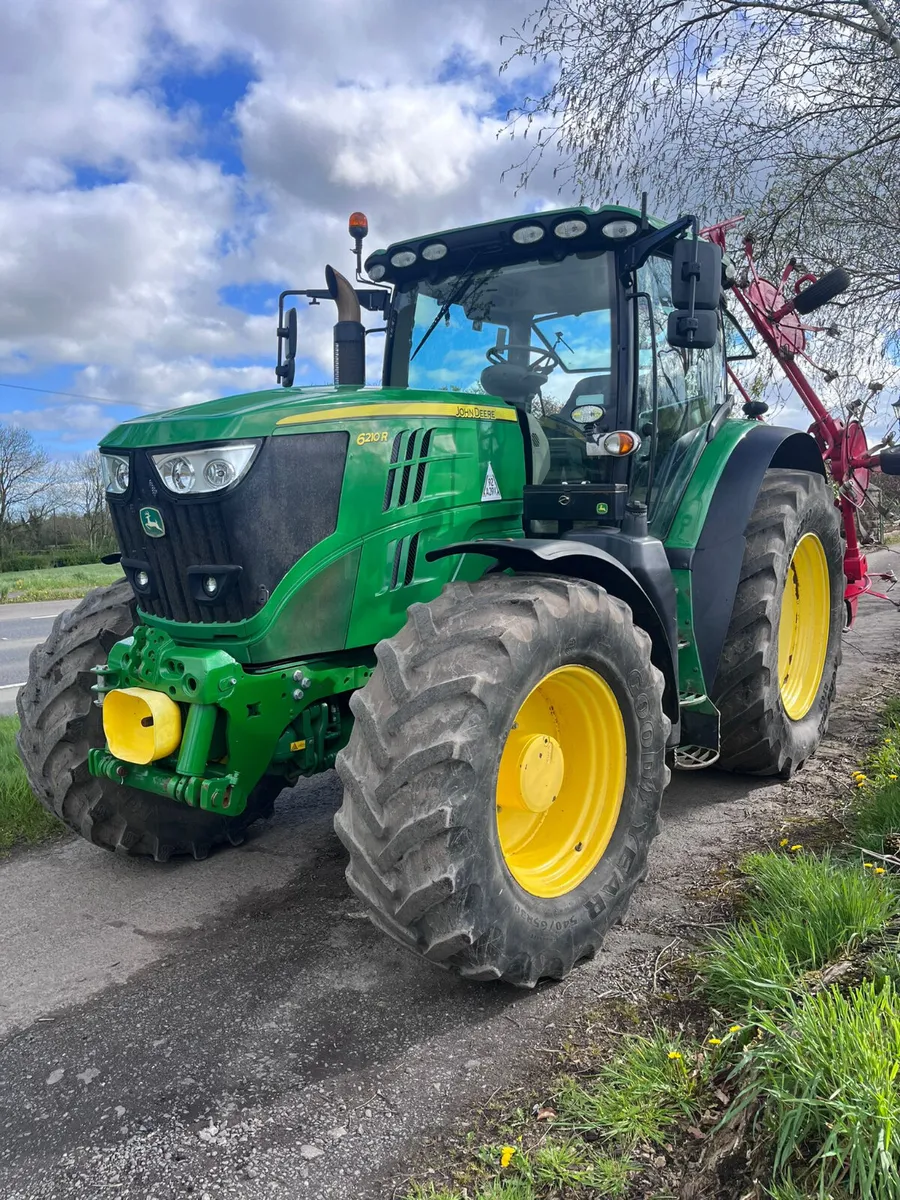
(603, 431, 641, 455)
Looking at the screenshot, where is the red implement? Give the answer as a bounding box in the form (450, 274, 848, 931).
(704, 219, 895, 625)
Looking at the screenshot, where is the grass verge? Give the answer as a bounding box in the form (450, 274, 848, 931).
(0, 561, 122, 603)
(703, 850, 898, 1013)
(730, 980, 900, 1197)
(0, 715, 64, 853)
(401, 700, 900, 1200)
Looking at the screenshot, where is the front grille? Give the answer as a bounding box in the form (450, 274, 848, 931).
(109, 432, 348, 624)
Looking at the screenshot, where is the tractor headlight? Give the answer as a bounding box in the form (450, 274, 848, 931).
(100, 453, 130, 494)
(151, 443, 258, 496)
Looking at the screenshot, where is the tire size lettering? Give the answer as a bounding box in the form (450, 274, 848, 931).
(512, 902, 578, 932)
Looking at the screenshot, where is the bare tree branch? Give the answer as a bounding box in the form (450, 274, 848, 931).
(0, 424, 62, 561)
(503, 0, 900, 417)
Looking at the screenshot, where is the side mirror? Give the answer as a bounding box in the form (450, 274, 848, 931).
(671, 239, 722, 310)
(667, 309, 718, 349)
(276, 307, 298, 387)
(668, 239, 722, 350)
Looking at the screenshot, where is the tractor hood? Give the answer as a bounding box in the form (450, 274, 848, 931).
(100, 385, 415, 450)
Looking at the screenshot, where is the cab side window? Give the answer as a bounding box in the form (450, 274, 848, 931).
(637, 255, 725, 462)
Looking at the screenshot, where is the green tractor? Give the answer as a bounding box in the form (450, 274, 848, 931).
(19, 203, 847, 987)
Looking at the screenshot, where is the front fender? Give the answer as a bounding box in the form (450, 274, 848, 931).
(427, 538, 679, 732)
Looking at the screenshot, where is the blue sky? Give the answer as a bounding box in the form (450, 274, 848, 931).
(0, 0, 563, 460)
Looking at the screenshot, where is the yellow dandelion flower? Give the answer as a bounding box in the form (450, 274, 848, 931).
(890, 775, 898, 781)
(500, 1146, 516, 1169)
(875, 867, 886, 875)
(668, 1049, 682, 1060)
(708, 1037, 722, 1046)
(779, 838, 789, 847)
(729, 1024, 742, 1033)
(864, 862, 875, 868)
(858, 780, 867, 788)
(790, 844, 803, 852)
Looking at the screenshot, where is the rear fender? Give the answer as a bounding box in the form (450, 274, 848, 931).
(668, 425, 826, 692)
(427, 538, 679, 735)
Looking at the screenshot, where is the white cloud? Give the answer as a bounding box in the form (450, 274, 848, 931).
(240, 80, 499, 202)
(0, 0, 184, 185)
(0, 160, 272, 369)
(0, 402, 118, 449)
(74, 359, 279, 411)
(0, 0, 569, 453)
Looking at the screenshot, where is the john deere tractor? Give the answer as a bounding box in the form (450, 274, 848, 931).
(19, 204, 850, 986)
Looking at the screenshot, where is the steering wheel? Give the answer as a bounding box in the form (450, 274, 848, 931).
(486, 343, 560, 373)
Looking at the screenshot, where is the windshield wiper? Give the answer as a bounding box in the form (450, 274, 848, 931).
(410, 255, 484, 362)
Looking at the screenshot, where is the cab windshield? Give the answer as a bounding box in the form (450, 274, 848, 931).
(388, 253, 617, 485)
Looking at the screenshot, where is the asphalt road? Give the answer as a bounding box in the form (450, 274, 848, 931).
(0, 558, 898, 1199)
(0, 600, 75, 714)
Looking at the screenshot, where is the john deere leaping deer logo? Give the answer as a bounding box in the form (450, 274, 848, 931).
(139, 507, 166, 538)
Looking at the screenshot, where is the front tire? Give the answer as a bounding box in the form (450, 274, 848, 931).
(17, 581, 280, 860)
(713, 469, 843, 776)
(334, 574, 670, 987)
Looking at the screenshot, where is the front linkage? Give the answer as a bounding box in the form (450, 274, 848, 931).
(88, 625, 373, 815)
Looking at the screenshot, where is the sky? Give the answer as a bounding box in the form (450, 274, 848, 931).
(0, 0, 845, 463)
(0, 0, 567, 459)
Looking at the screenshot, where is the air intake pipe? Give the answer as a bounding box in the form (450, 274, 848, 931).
(326, 265, 366, 386)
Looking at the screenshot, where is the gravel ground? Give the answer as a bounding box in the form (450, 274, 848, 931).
(1, 552, 897, 1200)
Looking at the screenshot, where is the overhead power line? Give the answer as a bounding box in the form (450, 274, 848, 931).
(0, 381, 128, 407)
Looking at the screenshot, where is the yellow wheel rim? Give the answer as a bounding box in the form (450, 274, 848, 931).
(496, 665, 627, 898)
(778, 532, 830, 721)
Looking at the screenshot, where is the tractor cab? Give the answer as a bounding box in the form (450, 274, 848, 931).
(278, 204, 726, 535)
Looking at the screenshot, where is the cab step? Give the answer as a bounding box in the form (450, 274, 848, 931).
(674, 745, 721, 771)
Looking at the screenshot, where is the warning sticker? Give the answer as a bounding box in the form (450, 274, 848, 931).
(481, 462, 502, 501)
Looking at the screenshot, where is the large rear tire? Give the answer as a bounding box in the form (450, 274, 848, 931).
(17, 581, 280, 860)
(334, 573, 670, 987)
(713, 469, 843, 776)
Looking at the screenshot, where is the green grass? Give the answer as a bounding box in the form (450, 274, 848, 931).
(530, 1142, 631, 1194)
(731, 980, 900, 1199)
(703, 851, 899, 1012)
(409, 1181, 535, 1200)
(0, 716, 64, 852)
(555, 1029, 708, 1150)
(849, 707, 900, 857)
(852, 778, 900, 855)
(407, 1141, 631, 1200)
(0, 562, 122, 603)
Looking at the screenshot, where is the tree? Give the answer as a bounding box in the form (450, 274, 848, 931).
(503, 1, 900, 412)
(68, 451, 114, 557)
(0, 424, 60, 561)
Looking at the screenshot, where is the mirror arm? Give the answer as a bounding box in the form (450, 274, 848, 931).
(678, 217, 702, 348)
(275, 286, 390, 386)
(621, 215, 694, 273)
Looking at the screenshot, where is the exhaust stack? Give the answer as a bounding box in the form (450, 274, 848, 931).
(326, 265, 365, 386)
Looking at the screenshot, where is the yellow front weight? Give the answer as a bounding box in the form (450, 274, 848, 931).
(102, 687, 183, 765)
